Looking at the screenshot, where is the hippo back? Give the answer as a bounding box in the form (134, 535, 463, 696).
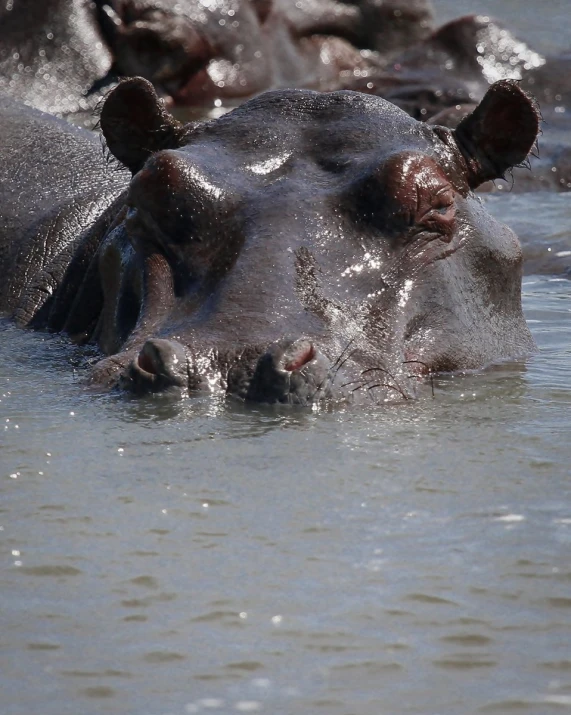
(0, 95, 129, 321)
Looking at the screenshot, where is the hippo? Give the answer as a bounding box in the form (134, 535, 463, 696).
(0, 77, 539, 404)
(0, 0, 433, 127)
(343, 14, 547, 119)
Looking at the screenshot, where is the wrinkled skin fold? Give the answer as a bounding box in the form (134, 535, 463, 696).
(0, 78, 540, 406)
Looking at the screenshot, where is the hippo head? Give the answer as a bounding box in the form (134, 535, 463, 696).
(98, 0, 272, 103)
(53, 77, 539, 405)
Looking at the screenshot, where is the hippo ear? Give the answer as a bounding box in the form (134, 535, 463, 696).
(100, 77, 185, 174)
(453, 79, 540, 189)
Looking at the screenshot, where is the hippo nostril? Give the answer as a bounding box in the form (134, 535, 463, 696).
(128, 339, 188, 391)
(244, 339, 332, 405)
(137, 347, 159, 375)
(283, 341, 316, 372)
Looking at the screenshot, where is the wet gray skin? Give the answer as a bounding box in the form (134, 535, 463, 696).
(0, 77, 539, 405)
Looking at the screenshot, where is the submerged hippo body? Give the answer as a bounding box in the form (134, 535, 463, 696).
(0, 96, 130, 323)
(0, 0, 433, 126)
(0, 78, 539, 404)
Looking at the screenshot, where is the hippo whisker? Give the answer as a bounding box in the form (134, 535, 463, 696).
(403, 359, 435, 397)
(363, 366, 412, 400)
(360, 366, 398, 380)
(341, 364, 411, 401)
(329, 349, 358, 385)
(340, 378, 367, 389)
(330, 338, 357, 372)
(366, 383, 411, 400)
(306, 339, 357, 402)
(303, 341, 357, 405)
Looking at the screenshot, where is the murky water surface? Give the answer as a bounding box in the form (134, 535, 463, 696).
(2, 3, 571, 714)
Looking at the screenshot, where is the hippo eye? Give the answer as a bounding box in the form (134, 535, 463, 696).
(417, 186, 456, 231)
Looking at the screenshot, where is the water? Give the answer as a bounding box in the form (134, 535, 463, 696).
(2, 2, 571, 714)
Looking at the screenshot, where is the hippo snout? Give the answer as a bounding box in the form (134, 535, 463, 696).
(240, 339, 333, 405)
(122, 339, 188, 394)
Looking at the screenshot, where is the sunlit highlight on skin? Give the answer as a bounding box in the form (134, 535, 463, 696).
(248, 152, 292, 175)
(187, 166, 223, 200)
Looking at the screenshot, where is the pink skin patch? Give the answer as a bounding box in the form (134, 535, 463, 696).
(284, 343, 316, 372)
(137, 349, 158, 375)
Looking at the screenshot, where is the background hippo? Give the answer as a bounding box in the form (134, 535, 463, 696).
(345, 15, 545, 119)
(340, 13, 571, 193)
(0, 77, 539, 404)
(0, 0, 434, 126)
